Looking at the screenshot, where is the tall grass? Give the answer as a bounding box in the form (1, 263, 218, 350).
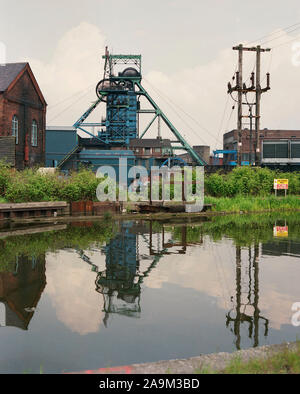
(205, 195, 300, 213)
(205, 167, 300, 197)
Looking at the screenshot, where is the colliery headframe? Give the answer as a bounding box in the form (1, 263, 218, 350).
(47, 47, 206, 173)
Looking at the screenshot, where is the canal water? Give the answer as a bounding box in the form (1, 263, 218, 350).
(0, 213, 299, 373)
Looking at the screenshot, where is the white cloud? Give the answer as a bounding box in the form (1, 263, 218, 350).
(25, 24, 300, 150)
(26, 22, 107, 126)
(144, 30, 300, 150)
(45, 250, 104, 335)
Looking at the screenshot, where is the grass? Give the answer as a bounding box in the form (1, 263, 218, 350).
(0, 197, 7, 203)
(205, 195, 300, 213)
(196, 342, 300, 374)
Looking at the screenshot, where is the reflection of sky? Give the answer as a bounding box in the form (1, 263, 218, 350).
(44, 233, 300, 336)
(1, 223, 300, 372)
(142, 235, 300, 331)
(45, 250, 105, 335)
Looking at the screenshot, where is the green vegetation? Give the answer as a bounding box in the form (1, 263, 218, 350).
(0, 220, 116, 271)
(1, 163, 300, 212)
(166, 211, 300, 247)
(202, 166, 300, 213)
(204, 166, 300, 197)
(196, 343, 300, 374)
(0, 162, 103, 203)
(205, 195, 300, 213)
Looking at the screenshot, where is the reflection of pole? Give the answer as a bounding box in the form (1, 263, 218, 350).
(227, 243, 269, 350)
(253, 242, 260, 347)
(234, 245, 242, 350)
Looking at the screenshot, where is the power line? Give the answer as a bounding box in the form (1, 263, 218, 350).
(47, 83, 95, 111)
(247, 22, 300, 45)
(47, 88, 94, 123)
(260, 25, 300, 46)
(216, 94, 230, 148)
(271, 33, 300, 49)
(143, 78, 209, 145)
(143, 77, 223, 144)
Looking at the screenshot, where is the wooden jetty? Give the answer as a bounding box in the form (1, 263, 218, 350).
(0, 202, 69, 220)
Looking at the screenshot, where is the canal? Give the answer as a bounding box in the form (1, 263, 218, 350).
(0, 212, 299, 373)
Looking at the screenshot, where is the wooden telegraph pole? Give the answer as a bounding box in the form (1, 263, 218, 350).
(228, 44, 271, 166)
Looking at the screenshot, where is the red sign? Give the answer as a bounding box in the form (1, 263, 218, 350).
(274, 179, 288, 190)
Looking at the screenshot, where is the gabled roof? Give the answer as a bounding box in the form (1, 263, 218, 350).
(0, 62, 27, 92)
(0, 62, 46, 106)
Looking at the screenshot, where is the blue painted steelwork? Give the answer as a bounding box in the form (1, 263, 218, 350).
(70, 47, 205, 166)
(78, 149, 136, 184)
(213, 149, 237, 166)
(101, 90, 137, 145)
(161, 157, 187, 167)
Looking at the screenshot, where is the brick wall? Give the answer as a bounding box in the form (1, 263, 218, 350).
(0, 69, 46, 169)
(0, 136, 15, 166)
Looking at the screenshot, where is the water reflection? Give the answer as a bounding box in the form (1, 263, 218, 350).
(94, 222, 199, 326)
(0, 254, 46, 330)
(226, 244, 269, 349)
(0, 214, 299, 365)
(96, 222, 142, 324)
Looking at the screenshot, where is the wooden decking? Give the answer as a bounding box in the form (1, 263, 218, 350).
(0, 202, 68, 220)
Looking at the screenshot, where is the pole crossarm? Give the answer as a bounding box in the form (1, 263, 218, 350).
(228, 44, 271, 166)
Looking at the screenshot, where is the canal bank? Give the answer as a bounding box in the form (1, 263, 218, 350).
(1, 197, 300, 225)
(75, 341, 300, 374)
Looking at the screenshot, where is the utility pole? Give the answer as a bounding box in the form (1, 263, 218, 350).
(237, 45, 243, 166)
(228, 44, 271, 166)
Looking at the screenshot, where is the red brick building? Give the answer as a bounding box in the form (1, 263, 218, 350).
(0, 63, 47, 169)
(223, 128, 300, 165)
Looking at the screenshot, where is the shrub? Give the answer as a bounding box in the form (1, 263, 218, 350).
(205, 167, 300, 198)
(5, 169, 60, 202)
(0, 161, 13, 197)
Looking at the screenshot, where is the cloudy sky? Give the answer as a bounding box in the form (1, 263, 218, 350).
(1, 0, 300, 150)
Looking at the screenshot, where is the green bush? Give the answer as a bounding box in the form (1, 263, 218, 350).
(57, 169, 101, 202)
(5, 169, 60, 202)
(0, 161, 12, 197)
(205, 167, 300, 198)
(4, 168, 104, 203)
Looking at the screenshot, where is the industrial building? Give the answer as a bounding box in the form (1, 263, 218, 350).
(0, 63, 47, 169)
(177, 145, 210, 165)
(222, 128, 300, 168)
(45, 48, 205, 174)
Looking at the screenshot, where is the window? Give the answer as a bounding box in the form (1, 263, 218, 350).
(31, 120, 38, 146)
(145, 148, 151, 154)
(11, 115, 18, 144)
(263, 142, 288, 159)
(154, 148, 161, 153)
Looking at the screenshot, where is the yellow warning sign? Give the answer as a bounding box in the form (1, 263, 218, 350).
(274, 179, 288, 190)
